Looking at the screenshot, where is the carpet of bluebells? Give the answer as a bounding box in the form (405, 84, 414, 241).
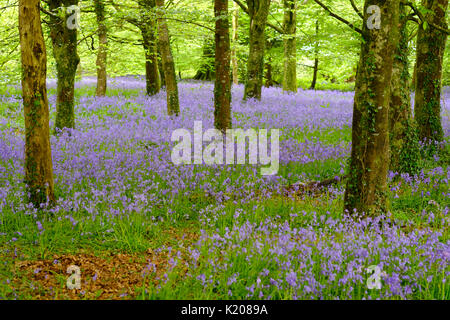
(0, 77, 449, 299)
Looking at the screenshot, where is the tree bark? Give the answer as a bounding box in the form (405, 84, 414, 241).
(19, 0, 55, 207)
(142, 24, 161, 96)
(243, 0, 271, 101)
(264, 58, 273, 87)
(414, 0, 448, 144)
(49, 0, 80, 132)
(156, 0, 179, 116)
(389, 4, 420, 174)
(344, 0, 400, 215)
(214, 0, 232, 132)
(94, 0, 107, 96)
(232, 1, 239, 85)
(157, 46, 166, 87)
(282, 0, 297, 92)
(193, 37, 215, 80)
(310, 21, 319, 90)
(139, 0, 160, 96)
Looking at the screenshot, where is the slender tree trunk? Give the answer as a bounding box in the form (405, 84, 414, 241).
(142, 24, 161, 96)
(344, 0, 400, 215)
(157, 47, 166, 87)
(94, 0, 107, 96)
(264, 58, 273, 87)
(193, 37, 215, 81)
(92, 1, 108, 96)
(310, 57, 318, 90)
(389, 4, 420, 174)
(414, 0, 448, 145)
(282, 0, 297, 92)
(19, 0, 55, 207)
(49, 0, 80, 132)
(411, 60, 417, 90)
(244, 0, 271, 101)
(310, 20, 319, 90)
(214, 0, 232, 132)
(155, 0, 179, 116)
(232, 1, 239, 85)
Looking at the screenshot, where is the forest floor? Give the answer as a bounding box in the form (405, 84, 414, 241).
(0, 77, 449, 299)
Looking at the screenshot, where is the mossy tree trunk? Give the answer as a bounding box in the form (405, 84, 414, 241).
(156, 0, 179, 116)
(19, 0, 55, 207)
(414, 0, 448, 145)
(282, 0, 297, 92)
(344, 0, 400, 215)
(243, 0, 271, 101)
(49, 0, 80, 132)
(389, 4, 420, 174)
(140, 0, 160, 96)
(214, 0, 232, 133)
(94, 0, 108, 96)
(232, 1, 239, 85)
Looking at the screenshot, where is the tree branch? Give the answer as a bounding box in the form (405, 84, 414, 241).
(349, 0, 363, 19)
(404, 1, 449, 35)
(232, 0, 285, 34)
(312, 0, 362, 34)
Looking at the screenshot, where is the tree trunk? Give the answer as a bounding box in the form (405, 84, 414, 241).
(49, 0, 80, 132)
(344, 0, 400, 215)
(414, 0, 448, 145)
(310, 57, 318, 90)
(157, 46, 165, 87)
(310, 20, 319, 90)
(155, 0, 180, 116)
(214, 0, 232, 132)
(142, 24, 161, 96)
(244, 0, 271, 101)
(232, 1, 239, 85)
(94, 0, 107, 96)
(389, 4, 420, 174)
(264, 58, 273, 87)
(19, 0, 55, 207)
(193, 37, 215, 81)
(411, 60, 417, 90)
(282, 0, 297, 92)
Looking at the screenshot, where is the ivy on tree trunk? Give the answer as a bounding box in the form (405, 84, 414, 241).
(344, 0, 400, 215)
(414, 0, 448, 149)
(49, 0, 80, 133)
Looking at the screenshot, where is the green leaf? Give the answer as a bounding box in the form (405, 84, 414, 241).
(423, 21, 428, 30)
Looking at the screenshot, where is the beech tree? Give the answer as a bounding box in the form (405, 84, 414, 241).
(94, 0, 108, 96)
(141, 0, 161, 96)
(282, 0, 297, 92)
(344, 0, 400, 215)
(243, 0, 271, 101)
(413, 0, 448, 146)
(232, 1, 239, 85)
(19, 0, 55, 207)
(47, 0, 80, 132)
(214, 0, 232, 132)
(156, 0, 180, 116)
(389, 3, 420, 174)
